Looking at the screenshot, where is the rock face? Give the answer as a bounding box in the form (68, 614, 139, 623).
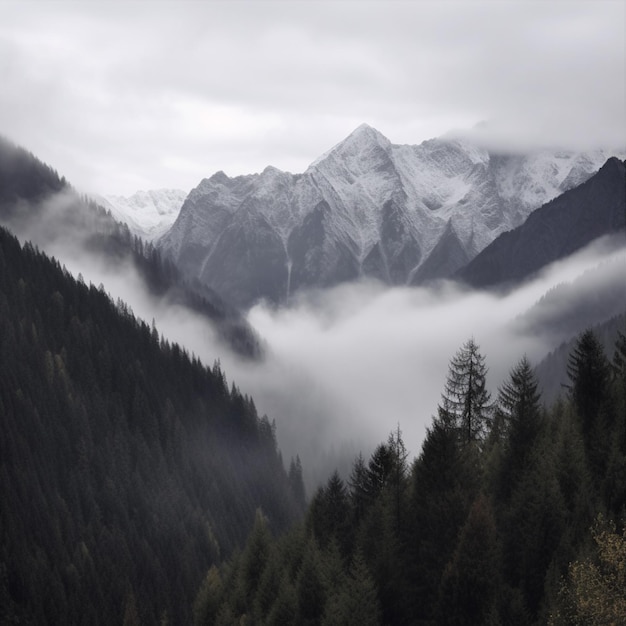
(158, 123, 623, 308)
(456, 158, 626, 289)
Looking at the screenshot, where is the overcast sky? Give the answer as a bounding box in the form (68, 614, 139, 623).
(1, 1, 624, 195)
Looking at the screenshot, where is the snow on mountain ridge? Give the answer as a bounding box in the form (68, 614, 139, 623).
(97, 188, 187, 241)
(158, 124, 626, 308)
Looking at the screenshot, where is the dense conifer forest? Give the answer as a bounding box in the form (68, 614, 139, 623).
(196, 333, 626, 624)
(2, 135, 626, 624)
(0, 226, 304, 624)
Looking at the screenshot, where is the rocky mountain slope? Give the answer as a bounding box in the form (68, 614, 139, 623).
(456, 157, 626, 288)
(96, 188, 187, 241)
(158, 124, 624, 308)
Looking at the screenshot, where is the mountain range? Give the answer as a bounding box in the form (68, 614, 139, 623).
(156, 123, 624, 308)
(2, 127, 626, 624)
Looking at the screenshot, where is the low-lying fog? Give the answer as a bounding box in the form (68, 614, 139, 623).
(6, 197, 626, 490)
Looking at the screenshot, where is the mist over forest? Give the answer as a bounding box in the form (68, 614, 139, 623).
(2, 2, 626, 623)
(9, 190, 625, 488)
(1, 135, 625, 625)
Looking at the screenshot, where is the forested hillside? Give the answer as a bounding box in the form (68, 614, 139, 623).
(0, 136, 262, 358)
(535, 311, 626, 406)
(0, 226, 305, 625)
(198, 334, 626, 624)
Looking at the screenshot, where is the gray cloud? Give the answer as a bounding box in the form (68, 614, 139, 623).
(0, 1, 624, 194)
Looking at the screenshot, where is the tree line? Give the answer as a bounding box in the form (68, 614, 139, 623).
(196, 331, 626, 624)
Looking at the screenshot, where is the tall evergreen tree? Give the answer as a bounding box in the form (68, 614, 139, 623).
(406, 410, 478, 622)
(437, 494, 501, 626)
(612, 328, 626, 383)
(567, 329, 613, 482)
(289, 455, 307, 509)
(322, 551, 381, 626)
(567, 330, 611, 433)
(496, 356, 544, 498)
(307, 471, 350, 555)
(439, 338, 493, 445)
(348, 452, 371, 523)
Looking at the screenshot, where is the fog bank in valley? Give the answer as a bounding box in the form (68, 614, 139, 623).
(225, 235, 626, 487)
(7, 197, 626, 490)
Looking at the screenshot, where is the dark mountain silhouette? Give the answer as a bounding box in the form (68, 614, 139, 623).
(456, 157, 626, 288)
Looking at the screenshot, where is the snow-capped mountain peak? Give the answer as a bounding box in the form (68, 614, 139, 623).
(96, 188, 187, 241)
(158, 125, 626, 308)
(309, 123, 391, 169)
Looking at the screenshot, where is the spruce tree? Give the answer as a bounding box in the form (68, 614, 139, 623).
(437, 494, 501, 625)
(348, 452, 370, 523)
(439, 338, 492, 445)
(496, 356, 543, 497)
(407, 411, 478, 622)
(567, 329, 613, 483)
(289, 455, 306, 509)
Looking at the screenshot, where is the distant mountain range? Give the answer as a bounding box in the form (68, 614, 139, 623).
(156, 123, 624, 308)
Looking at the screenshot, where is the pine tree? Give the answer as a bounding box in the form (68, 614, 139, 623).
(295, 540, 326, 625)
(439, 338, 492, 445)
(240, 509, 272, 604)
(348, 452, 370, 523)
(387, 425, 409, 531)
(496, 356, 543, 497)
(611, 328, 626, 385)
(406, 410, 478, 622)
(567, 329, 613, 482)
(289, 455, 306, 509)
(366, 443, 394, 496)
(193, 566, 223, 626)
(502, 438, 567, 620)
(322, 551, 381, 626)
(437, 494, 501, 625)
(307, 471, 350, 554)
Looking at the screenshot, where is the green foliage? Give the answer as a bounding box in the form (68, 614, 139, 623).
(0, 227, 302, 624)
(568, 329, 612, 430)
(407, 411, 479, 622)
(205, 330, 626, 624)
(494, 356, 544, 499)
(612, 328, 626, 385)
(193, 565, 223, 626)
(296, 542, 327, 624)
(289, 454, 307, 509)
(322, 551, 381, 626)
(7, 187, 620, 625)
(306, 471, 351, 555)
(567, 329, 614, 479)
(437, 494, 501, 625)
